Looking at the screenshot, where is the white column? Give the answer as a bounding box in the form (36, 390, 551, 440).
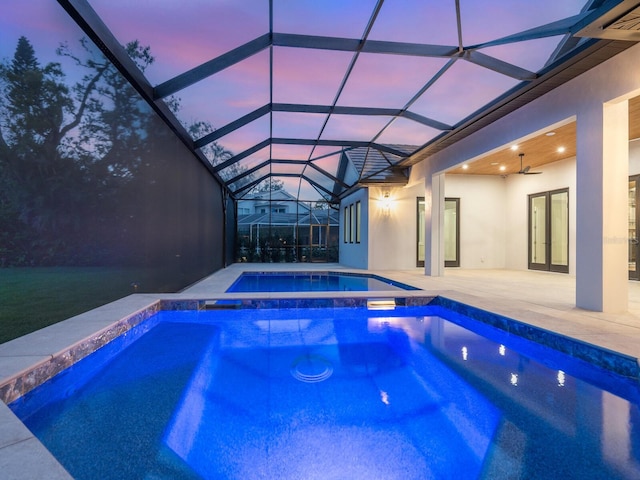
(576, 99, 628, 312)
(425, 172, 445, 276)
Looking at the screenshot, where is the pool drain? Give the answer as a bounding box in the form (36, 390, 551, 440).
(291, 355, 333, 383)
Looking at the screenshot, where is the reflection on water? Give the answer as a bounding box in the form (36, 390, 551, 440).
(10, 307, 640, 479)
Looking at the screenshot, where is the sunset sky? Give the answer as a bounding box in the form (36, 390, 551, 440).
(1, 0, 589, 199)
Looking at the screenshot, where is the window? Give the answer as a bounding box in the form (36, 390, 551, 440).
(344, 206, 350, 243)
(349, 204, 355, 243)
(355, 201, 361, 243)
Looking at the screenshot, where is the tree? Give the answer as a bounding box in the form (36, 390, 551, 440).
(0, 36, 85, 263)
(187, 120, 253, 192)
(251, 177, 284, 193)
(58, 38, 152, 183)
(0, 36, 156, 265)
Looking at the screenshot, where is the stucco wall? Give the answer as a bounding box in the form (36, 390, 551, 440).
(444, 175, 507, 269)
(368, 182, 425, 270)
(339, 188, 369, 268)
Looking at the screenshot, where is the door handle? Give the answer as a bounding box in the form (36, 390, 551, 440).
(631, 238, 639, 245)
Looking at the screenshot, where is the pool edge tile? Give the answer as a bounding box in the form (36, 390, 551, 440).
(431, 295, 640, 379)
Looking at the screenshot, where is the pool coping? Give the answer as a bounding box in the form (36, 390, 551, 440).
(1, 289, 639, 479)
(4, 292, 638, 405)
(226, 270, 421, 292)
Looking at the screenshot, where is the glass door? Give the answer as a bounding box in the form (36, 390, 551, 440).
(417, 198, 425, 267)
(528, 189, 569, 273)
(630, 176, 639, 279)
(529, 193, 548, 270)
(444, 198, 460, 267)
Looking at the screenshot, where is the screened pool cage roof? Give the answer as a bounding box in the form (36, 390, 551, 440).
(62, 0, 640, 203)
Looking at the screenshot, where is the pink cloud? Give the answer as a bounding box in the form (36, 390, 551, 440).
(321, 114, 391, 142)
(273, 0, 378, 38)
(271, 144, 315, 160)
(214, 114, 270, 154)
(460, 0, 586, 45)
(369, 0, 459, 45)
(376, 118, 439, 147)
(411, 59, 519, 125)
(174, 50, 270, 129)
(310, 153, 342, 176)
(272, 47, 353, 105)
(90, 0, 268, 84)
(272, 112, 326, 140)
(338, 53, 448, 108)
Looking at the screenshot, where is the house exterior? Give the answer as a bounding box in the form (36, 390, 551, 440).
(340, 39, 640, 313)
(237, 190, 338, 262)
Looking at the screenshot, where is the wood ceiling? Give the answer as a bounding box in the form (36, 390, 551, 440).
(447, 95, 640, 175)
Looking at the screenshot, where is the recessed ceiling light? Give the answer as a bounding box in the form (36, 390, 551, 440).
(557, 146, 566, 153)
(491, 162, 499, 165)
(510, 145, 518, 151)
(499, 165, 506, 171)
(546, 131, 556, 136)
(462, 164, 469, 170)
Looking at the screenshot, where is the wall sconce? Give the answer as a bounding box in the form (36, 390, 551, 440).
(381, 190, 392, 216)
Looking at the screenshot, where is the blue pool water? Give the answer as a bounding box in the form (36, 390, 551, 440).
(225, 271, 419, 292)
(10, 305, 640, 479)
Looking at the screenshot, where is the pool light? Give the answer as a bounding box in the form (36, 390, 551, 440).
(367, 299, 396, 310)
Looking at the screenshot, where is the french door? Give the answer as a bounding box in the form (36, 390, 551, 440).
(417, 198, 425, 267)
(444, 198, 460, 267)
(630, 175, 640, 279)
(416, 197, 460, 268)
(528, 188, 569, 273)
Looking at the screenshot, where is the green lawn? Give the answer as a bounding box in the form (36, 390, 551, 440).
(0, 267, 166, 344)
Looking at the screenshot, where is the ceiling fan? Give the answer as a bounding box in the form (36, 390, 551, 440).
(517, 153, 542, 175)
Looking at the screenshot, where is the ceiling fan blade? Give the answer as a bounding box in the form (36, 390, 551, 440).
(516, 153, 543, 175)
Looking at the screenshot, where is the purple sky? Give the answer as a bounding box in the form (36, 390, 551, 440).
(0, 0, 589, 199)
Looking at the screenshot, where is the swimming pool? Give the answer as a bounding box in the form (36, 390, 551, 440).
(8, 300, 640, 479)
(225, 271, 419, 292)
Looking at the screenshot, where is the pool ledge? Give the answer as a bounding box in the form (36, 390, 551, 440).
(431, 296, 640, 379)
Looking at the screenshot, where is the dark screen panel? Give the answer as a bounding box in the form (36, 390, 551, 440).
(0, 4, 225, 342)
